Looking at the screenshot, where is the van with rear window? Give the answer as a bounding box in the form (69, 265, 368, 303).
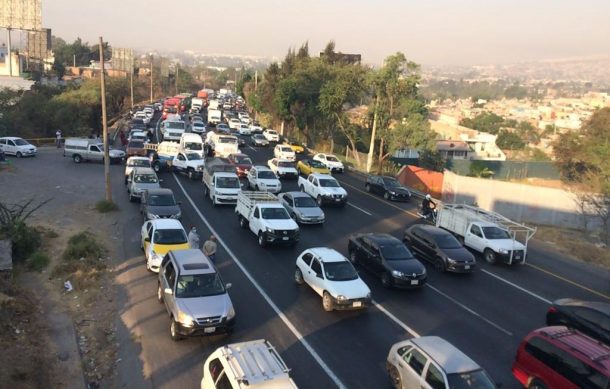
(512, 326, 610, 389)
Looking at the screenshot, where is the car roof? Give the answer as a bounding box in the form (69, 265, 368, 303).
(553, 299, 610, 315)
(133, 167, 156, 175)
(309, 247, 346, 263)
(144, 188, 173, 196)
(0, 136, 23, 140)
(411, 336, 482, 374)
(149, 219, 183, 230)
(127, 156, 149, 161)
(283, 191, 312, 199)
(170, 249, 215, 275)
(310, 173, 335, 179)
(532, 326, 610, 370)
(411, 224, 453, 237)
(361, 233, 401, 245)
(254, 165, 272, 171)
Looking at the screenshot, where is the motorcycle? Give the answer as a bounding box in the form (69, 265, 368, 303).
(417, 203, 437, 224)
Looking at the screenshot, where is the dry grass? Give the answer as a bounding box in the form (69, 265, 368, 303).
(535, 225, 610, 269)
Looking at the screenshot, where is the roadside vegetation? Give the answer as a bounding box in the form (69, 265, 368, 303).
(95, 199, 119, 213)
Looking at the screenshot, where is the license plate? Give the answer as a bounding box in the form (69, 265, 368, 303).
(335, 198, 341, 202)
(353, 301, 362, 307)
(204, 327, 216, 334)
(410, 280, 419, 285)
(282, 237, 289, 241)
(464, 265, 470, 270)
(515, 255, 521, 259)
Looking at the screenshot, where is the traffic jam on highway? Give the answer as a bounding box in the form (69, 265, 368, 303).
(51, 89, 610, 388)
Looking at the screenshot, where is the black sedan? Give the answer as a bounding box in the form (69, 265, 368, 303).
(403, 224, 476, 273)
(365, 175, 411, 201)
(546, 298, 610, 345)
(347, 233, 427, 288)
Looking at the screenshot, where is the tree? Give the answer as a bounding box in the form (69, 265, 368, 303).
(496, 130, 526, 150)
(460, 112, 505, 134)
(418, 150, 445, 172)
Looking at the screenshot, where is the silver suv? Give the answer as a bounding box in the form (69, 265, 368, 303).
(157, 249, 235, 340)
(127, 167, 161, 202)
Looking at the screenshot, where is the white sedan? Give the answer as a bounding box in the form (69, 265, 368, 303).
(274, 144, 296, 161)
(313, 153, 344, 173)
(267, 158, 298, 179)
(238, 124, 252, 135)
(228, 118, 241, 130)
(294, 248, 371, 312)
(263, 129, 280, 142)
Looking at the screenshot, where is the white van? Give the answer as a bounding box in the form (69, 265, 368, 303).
(179, 133, 204, 157)
(64, 138, 125, 164)
(201, 339, 298, 389)
(161, 119, 186, 142)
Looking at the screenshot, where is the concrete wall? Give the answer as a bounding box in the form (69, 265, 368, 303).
(441, 170, 585, 228)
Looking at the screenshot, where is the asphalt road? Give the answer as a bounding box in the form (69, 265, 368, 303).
(111, 111, 610, 388)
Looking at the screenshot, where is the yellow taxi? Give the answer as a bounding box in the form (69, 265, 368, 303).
(141, 219, 190, 272)
(285, 141, 305, 154)
(296, 158, 331, 175)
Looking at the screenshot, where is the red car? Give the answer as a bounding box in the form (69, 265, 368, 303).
(512, 326, 610, 389)
(227, 153, 253, 178)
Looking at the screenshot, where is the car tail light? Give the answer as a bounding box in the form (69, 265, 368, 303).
(547, 306, 557, 314)
(511, 365, 529, 385)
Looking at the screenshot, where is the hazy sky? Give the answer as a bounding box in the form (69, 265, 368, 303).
(39, 0, 610, 66)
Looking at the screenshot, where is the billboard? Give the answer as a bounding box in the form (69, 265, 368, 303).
(111, 48, 134, 72)
(0, 0, 42, 30)
(26, 27, 50, 59)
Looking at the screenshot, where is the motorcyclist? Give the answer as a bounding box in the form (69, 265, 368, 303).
(422, 194, 436, 219)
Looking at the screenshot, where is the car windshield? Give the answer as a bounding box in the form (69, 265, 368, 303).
(234, 156, 252, 164)
(278, 161, 294, 167)
(135, 174, 158, 184)
(383, 178, 401, 187)
(167, 122, 185, 130)
(319, 179, 339, 188)
(186, 153, 202, 160)
(281, 147, 292, 152)
(267, 131, 277, 135)
(14, 139, 29, 146)
(216, 177, 240, 188)
(294, 197, 317, 208)
(217, 124, 228, 129)
(148, 194, 176, 206)
(482, 227, 511, 239)
(175, 273, 225, 298)
(184, 142, 202, 151)
(219, 137, 237, 144)
(261, 207, 290, 220)
(153, 228, 187, 245)
(323, 261, 358, 281)
(308, 160, 325, 168)
(380, 243, 414, 260)
(128, 141, 144, 148)
(128, 159, 150, 167)
(446, 369, 496, 389)
(326, 155, 339, 162)
(258, 171, 276, 179)
(433, 233, 463, 249)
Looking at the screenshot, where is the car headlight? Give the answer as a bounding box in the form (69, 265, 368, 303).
(366, 292, 372, 299)
(178, 312, 195, 327)
(197, 165, 203, 171)
(336, 295, 347, 301)
(151, 252, 162, 263)
(173, 211, 182, 219)
(447, 258, 457, 264)
(389, 191, 396, 195)
(498, 249, 509, 254)
(265, 227, 274, 233)
(226, 305, 236, 320)
(391, 270, 404, 278)
(147, 212, 159, 219)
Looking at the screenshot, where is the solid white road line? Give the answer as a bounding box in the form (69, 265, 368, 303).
(372, 300, 420, 338)
(347, 202, 372, 216)
(172, 174, 346, 389)
(426, 284, 514, 337)
(481, 269, 552, 305)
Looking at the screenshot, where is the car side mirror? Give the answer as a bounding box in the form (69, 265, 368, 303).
(164, 288, 173, 295)
(225, 283, 232, 289)
(210, 181, 215, 186)
(144, 237, 150, 243)
(316, 273, 323, 279)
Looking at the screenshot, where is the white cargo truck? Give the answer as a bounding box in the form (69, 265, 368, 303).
(202, 158, 242, 205)
(206, 132, 239, 158)
(161, 119, 186, 142)
(191, 97, 204, 110)
(179, 133, 204, 157)
(207, 108, 222, 125)
(235, 191, 299, 247)
(436, 204, 536, 265)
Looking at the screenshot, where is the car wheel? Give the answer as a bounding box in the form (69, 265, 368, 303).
(388, 365, 402, 389)
(258, 232, 267, 247)
(187, 169, 195, 180)
(381, 272, 393, 288)
(73, 154, 82, 163)
(212, 196, 217, 206)
(383, 191, 390, 200)
(349, 251, 358, 265)
(157, 284, 164, 303)
(365, 183, 371, 192)
(294, 267, 304, 285)
(152, 161, 161, 173)
(170, 318, 182, 341)
(140, 240, 144, 251)
(435, 257, 446, 272)
(528, 379, 547, 389)
(316, 196, 323, 207)
(299, 185, 305, 192)
(484, 248, 497, 265)
(238, 215, 247, 229)
(322, 292, 334, 312)
(203, 185, 208, 197)
(129, 193, 135, 202)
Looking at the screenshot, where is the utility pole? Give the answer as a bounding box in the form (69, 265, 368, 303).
(6, 29, 12, 77)
(99, 37, 112, 203)
(175, 64, 179, 95)
(149, 55, 153, 103)
(129, 56, 134, 108)
(73, 54, 76, 67)
(254, 70, 258, 120)
(366, 94, 380, 173)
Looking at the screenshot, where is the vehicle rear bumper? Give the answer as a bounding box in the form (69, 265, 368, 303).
(176, 317, 235, 337)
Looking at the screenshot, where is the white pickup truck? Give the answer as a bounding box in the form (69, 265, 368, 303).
(235, 191, 300, 247)
(436, 204, 536, 265)
(202, 158, 242, 206)
(206, 132, 239, 158)
(298, 173, 348, 207)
